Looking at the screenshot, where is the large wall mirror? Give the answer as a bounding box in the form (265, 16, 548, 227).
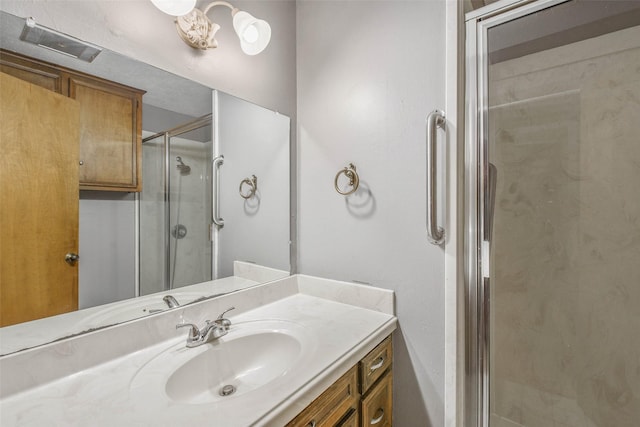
(0, 10, 291, 355)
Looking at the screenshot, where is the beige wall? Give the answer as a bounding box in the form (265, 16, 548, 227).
(489, 26, 640, 427)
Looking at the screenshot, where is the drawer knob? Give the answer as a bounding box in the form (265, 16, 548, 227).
(371, 408, 385, 425)
(370, 356, 385, 372)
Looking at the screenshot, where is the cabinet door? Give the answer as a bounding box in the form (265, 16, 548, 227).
(69, 75, 142, 191)
(360, 372, 392, 427)
(0, 72, 80, 326)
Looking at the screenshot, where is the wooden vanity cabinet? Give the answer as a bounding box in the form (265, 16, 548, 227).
(361, 371, 393, 427)
(0, 49, 144, 192)
(338, 410, 359, 427)
(286, 366, 359, 427)
(359, 336, 393, 427)
(286, 335, 393, 427)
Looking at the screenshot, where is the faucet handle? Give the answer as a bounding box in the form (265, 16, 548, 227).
(216, 307, 235, 329)
(176, 323, 200, 341)
(217, 307, 235, 320)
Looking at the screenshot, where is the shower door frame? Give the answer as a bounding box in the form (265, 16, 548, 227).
(463, 0, 571, 426)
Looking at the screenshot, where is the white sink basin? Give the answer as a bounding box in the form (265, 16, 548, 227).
(129, 320, 314, 406)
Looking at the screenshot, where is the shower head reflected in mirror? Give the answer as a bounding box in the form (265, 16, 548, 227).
(176, 156, 191, 175)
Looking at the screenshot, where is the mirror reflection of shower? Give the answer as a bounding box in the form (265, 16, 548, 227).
(139, 114, 214, 296)
(175, 156, 191, 175)
(170, 156, 189, 289)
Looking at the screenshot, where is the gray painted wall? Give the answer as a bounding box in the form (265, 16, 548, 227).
(78, 192, 137, 308)
(296, 1, 447, 425)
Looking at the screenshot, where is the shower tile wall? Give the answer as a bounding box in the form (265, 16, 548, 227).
(489, 26, 640, 427)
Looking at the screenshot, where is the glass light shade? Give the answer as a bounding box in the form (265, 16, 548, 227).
(232, 11, 271, 55)
(150, 0, 196, 16)
(242, 25, 259, 43)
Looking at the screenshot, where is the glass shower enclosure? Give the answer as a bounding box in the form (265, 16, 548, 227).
(465, 1, 640, 426)
(139, 115, 213, 296)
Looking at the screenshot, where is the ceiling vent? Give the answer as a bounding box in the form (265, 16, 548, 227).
(19, 17, 102, 63)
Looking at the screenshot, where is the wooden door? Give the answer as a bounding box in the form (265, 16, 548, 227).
(0, 49, 65, 94)
(0, 72, 80, 327)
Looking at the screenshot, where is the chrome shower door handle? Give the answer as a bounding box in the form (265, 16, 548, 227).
(426, 109, 446, 245)
(485, 163, 498, 242)
(212, 155, 224, 227)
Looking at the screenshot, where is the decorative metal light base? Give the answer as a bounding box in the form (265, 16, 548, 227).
(175, 8, 220, 50)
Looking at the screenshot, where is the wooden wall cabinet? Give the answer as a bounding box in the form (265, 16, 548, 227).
(286, 335, 393, 427)
(69, 74, 142, 191)
(0, 49, 144, 192)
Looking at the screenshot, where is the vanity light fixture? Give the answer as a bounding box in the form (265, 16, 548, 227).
(150, 0, 197, 16)
(151, 0, 271, 55)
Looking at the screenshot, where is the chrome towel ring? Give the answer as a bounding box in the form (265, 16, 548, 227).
(239, 175, 258, 199)
(334, 163, 360, 195)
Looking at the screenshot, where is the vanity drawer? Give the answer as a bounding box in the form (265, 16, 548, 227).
(360, 372, 393, 427)
(286, 366, 359, 427)
(359, 336, 392, 394)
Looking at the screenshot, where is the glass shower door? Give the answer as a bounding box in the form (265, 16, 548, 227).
(467, 1, 640, 426)
(139, 117, 214, 296)
(167, 123, 213, 290)
(139, 132, 166, 296)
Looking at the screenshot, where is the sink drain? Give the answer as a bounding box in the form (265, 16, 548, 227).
(219, 384, 236, 397)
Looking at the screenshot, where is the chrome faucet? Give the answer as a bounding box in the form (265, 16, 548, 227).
(176, 307, 235, 348)
(163, 295, 180, 308)
(147, 295, 181, 314)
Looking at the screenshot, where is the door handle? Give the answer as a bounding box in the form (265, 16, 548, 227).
(484, 163, 497, 242)
(65, 253, 79, 266)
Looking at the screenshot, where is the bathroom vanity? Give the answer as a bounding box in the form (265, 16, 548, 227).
(0, 275, 396, 426)
(287, 336, 393, 427)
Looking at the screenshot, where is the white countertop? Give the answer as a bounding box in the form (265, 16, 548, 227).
(0, 275, 396, 426)
(0, 261, 288, 356)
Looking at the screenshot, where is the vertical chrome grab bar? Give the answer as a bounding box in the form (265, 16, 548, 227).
(426, 109, 446, 245)
(212, 155, 224, 227)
